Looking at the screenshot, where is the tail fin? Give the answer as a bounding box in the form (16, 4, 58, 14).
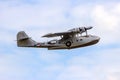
(17, 31, 37, 47)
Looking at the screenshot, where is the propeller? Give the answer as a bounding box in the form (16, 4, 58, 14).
(79, 26, 93, 34)
(85, 26, 93, 35)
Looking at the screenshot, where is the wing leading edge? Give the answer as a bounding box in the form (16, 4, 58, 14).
(42, 27, 93, 37)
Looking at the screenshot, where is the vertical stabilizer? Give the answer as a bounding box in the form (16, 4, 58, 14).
(17, 31, 37, 47)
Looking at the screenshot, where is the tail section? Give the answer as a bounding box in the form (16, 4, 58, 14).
(17, 31, 37, 47)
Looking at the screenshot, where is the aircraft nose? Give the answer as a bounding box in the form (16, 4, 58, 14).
(95, 36, 100, 42)
(97, 36, 100, 40)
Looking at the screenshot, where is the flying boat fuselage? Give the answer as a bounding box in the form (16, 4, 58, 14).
(38, 35, 100, 50)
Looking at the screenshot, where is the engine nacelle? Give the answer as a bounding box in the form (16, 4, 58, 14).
(69, 26, 93, 34)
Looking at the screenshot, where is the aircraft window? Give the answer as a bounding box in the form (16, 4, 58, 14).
(76, 40, 78, 42)
(80, 39, 82, 41)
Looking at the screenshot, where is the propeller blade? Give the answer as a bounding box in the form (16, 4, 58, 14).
(85, 26, 93, 30)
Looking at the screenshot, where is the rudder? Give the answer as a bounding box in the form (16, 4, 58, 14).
(17, 31, 37, 47)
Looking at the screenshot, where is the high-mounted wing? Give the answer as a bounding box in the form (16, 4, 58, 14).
(42, 31, 75, 37)
(42, 26, 93, 37)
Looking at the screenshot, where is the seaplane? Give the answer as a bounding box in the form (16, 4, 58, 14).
(17, 26, 100, 50)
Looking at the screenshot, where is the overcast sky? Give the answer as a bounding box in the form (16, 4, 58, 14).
(0, 0, 120, 80)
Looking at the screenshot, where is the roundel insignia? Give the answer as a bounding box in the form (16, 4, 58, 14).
(36, 43, 41, 47)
